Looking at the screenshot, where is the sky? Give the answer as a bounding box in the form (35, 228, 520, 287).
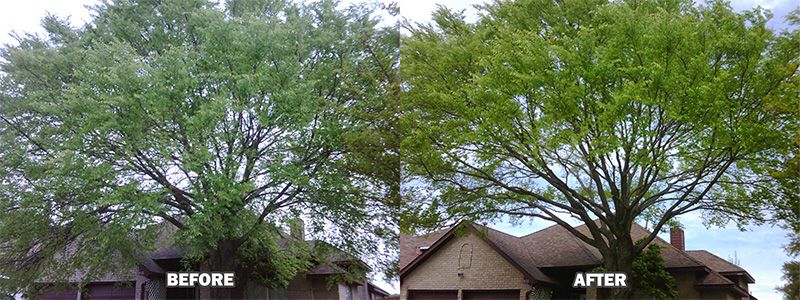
(0, 0, 797, 298)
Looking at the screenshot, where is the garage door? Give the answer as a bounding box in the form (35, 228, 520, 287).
(463, 289, 520, 300)
(408, 290, 458, 300)
(84, 282, 136, 299)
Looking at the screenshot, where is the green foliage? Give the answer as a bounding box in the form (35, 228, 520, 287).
(780, 261, 800, 300)
(631, 244, 677, 299)
(400, 0, 799, 286)
(780, 233, 800, 300)
(235, 227, 313, 288)
(0, 0, 398, 293)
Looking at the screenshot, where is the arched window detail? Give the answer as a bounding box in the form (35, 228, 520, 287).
(458, 243, 472, 269)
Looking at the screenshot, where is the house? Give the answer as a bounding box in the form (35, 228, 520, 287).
(28, 222, 390, 300)
(400, 220, 758, 300)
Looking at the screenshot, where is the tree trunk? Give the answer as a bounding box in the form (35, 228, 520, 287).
(198, 239, 245, 300)
(598, 235, 636, 299)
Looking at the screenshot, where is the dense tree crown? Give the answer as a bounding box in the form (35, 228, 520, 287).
(401, 0, 798, 296)
(0, 0, 398, 295)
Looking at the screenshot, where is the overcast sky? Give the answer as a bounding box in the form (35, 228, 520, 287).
(1, 0, 797, 298)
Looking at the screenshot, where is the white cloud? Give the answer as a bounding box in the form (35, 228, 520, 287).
(0, 0, 98, 46)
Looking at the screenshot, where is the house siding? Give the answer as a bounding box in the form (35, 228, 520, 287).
(701, 289, 738, 300)
(672, 271, 702, 299)
(401, 232, 532, 300)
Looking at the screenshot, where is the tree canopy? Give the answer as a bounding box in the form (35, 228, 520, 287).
(401, 0, 798, 296)
(779, 233, 800, 300)
(0, 0, 398, 297)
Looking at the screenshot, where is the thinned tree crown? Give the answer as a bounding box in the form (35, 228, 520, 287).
(401, 0, 799, 288)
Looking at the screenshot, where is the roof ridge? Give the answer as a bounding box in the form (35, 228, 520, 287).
(472, 224, 558, 284)
(648, 230, 706, 268)
(630, 225, 739, 287)
(520, 222, 562, 238)
(686, 249, 755, 281)
(687, 249, 746, 272)
(474, 223, 527, 240)
(624, 223, 706, 268)
(408, 227, 450, 238)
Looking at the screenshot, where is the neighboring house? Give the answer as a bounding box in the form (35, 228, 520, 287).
(400, 220, 757, 300)
(28, 222, 389, 300)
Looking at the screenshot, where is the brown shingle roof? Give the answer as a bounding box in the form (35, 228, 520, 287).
(687, 250, 754, 283)
(399, 229, 447, 270)
(696, 270, 734, 285)
(521, 222, 705, 269)
(686, 250, 746, 273)
(399, 222, 556, 284)
(695, 271, 751, 298)
(629, 223, 705, 269)
(520, 223, 600, 267)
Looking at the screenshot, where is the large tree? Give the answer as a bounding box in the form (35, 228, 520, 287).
(401, 0, 798, 297)
(0, 0, 398, 298)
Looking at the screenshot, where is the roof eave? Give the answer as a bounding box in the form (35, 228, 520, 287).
(719, 271, 755, 284)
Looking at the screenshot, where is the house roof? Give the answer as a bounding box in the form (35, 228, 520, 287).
(399, 229, 447, 270)
(470, 223, 557, 284)
(696, 270, 735, 285)
(517, 222, 706, 269)
(399, 221, 557, 284)
(37, 222, 376, 285)
(402, 220, 756, 296)
(368, 284, 390, 297)
(686, 250, 755, 283)
(519, 223, 601, 267)
(695, 271, 752, 298)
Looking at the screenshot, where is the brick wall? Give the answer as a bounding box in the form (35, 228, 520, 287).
(401, 232, 533, 300)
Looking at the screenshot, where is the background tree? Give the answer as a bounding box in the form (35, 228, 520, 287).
(631, 243, 677, 299)
(779, 233, 800, 299)
(772, 9, 800, 299)
(401, 0, 799, 297)
(0, 0, 398, 298)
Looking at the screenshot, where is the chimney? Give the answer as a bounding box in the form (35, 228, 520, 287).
(289, 219, 305, 240)
(670, 227, 685, 251)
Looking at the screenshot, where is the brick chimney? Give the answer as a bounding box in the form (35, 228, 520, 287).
(670, 227, 685, 251)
